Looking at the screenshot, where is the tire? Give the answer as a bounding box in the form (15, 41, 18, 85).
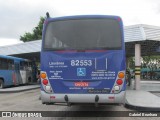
(0, 79, 4, 89)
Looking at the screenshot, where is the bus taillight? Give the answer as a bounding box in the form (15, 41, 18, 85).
(114, 85, 120, 91)
(41, 73, 46, 79)
(42, 79, 48, 85)
(118, 72, 125, 79)
(45, 85, 51, 91)
(116, 79, 123, 85)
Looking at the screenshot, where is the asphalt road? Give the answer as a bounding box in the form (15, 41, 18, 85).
(0, 89, 159, 120)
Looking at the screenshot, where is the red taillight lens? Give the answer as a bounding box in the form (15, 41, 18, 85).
(116, 79, 123, 85)
(42, 79, 48, 85)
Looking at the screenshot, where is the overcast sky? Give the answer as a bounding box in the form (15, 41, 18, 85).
(0, 0, 160, 46)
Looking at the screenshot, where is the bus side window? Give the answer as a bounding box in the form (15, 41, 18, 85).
(8, 60, 14, 70)
(20, 61, 26, 70)
(0, 58, 8, 70)
(20, 61, 23, 70)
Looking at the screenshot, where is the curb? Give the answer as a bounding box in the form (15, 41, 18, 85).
(149, 91, 160, 93)
(125, 101, 160, 111)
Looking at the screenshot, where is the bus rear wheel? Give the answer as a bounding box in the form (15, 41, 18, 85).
(0, 79, 4, 89)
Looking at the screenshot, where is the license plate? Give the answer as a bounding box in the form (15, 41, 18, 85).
(74, 82, 89, 87)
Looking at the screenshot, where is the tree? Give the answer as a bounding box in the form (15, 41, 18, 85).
(127, 55, 160, 80)
(20, 17, 45, 42)
(142, 56, 160, 69)
(127, 57, 135, 69)
(141, 56, 160, 79)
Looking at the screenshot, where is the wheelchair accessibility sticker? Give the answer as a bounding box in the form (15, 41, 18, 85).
(77, 68, 86, 76)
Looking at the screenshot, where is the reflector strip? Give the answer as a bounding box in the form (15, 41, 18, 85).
(108, 96, 115, 99)
(135, 66, 141, 75)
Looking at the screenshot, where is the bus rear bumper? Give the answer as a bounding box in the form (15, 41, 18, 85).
(41, 91, 126, 105)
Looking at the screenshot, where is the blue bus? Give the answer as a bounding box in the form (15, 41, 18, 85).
(0, 55, 33, 88)
(41, 14, 126, 105)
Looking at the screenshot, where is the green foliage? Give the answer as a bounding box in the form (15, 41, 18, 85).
(127, 57, 135, 69)
(127, 55, 160, 70)
(20, 17, 45, 42)
(142, 56, 160, 70)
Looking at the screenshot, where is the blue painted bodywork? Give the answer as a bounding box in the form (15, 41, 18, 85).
(41, 15, 126, 94)
(0, 70, 14, 86)
(0, 55, 27, 87)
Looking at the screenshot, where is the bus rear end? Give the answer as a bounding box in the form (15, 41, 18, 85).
(41, 15, 126, 105)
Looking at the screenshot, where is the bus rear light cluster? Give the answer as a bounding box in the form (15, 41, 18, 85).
(41, 72, 52, 93)
(116, 72, 124, 85)
(113, 71, 125, 92)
